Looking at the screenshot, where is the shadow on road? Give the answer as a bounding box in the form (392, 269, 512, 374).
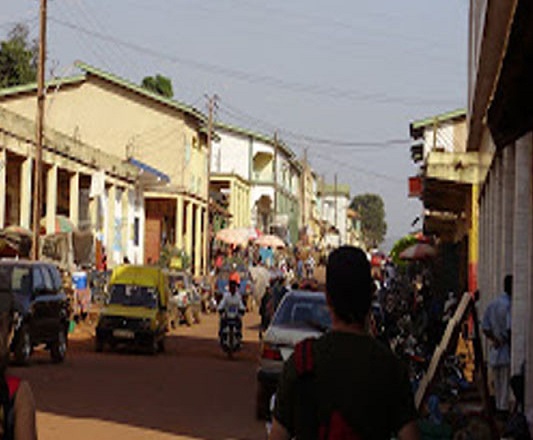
(11, 328, 265, 440)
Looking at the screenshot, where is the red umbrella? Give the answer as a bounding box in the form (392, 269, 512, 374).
(399, 242, 437, 260)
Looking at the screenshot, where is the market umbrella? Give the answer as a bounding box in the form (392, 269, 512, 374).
(399, 242, 437, 260)
(215, 227, 259, 246)
(254, 234, 285, 249)
(40, 215, 77, 234)
(0, 226, 33, 258)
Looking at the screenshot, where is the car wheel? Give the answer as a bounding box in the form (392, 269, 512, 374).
(95, 336, 104, 352)
(50, 329, 67, 363)
(184, 307, 194, 326)
(256, 382, 270, 420)
(14, 326, 31, 366)
(157, 337, 165, 353)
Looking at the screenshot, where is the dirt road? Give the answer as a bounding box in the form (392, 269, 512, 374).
(11, 312, 265, 440)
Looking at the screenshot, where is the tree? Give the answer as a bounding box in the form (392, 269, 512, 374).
(141, 74, 174, 98)
(0, 23, 38, 88)
(389, 234, 418, 266)
(350, 193, 387, 248)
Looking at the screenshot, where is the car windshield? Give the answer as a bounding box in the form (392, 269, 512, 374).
(272, 293, 332, 331)
(108, 284, 158, 308)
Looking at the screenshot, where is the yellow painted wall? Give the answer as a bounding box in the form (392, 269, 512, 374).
(0, 76, 207, 201)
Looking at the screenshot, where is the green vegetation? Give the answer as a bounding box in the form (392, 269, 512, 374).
(389, 234, 418, 266)
(0, 24, 38, 88)
(141, 74, 174, 98)
(350, 193, 387, 248)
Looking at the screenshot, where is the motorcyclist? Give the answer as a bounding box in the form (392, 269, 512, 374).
(218, 280, 245, 342)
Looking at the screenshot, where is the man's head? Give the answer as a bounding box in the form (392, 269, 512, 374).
(504, 274, 513, 296)
(326, 246, 373, 325)
(229, 280, 238, 294)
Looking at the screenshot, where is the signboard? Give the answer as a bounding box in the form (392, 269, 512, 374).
(408, 176, 422, 198)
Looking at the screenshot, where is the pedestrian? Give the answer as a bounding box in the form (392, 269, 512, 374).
(270, 246, 419, 440)
(305, 254, 315, 278)
(0, 289, 37, 439)
(482, 274, 512, 416)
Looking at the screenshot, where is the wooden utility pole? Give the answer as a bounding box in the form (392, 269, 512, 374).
(205, 94, 217, 273)
(301, 147, 308, 227)
(32, 0, 47, 260)
(334, 172, 338, 230)
(273, 131, 278, 220)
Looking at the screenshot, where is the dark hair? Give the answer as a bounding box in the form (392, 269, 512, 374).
(504, 274, 513, 295)
(326, 246, 372, 324)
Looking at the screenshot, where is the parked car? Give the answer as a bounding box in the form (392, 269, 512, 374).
(0, 260, 70, 365)
(256, 290, 331, 419)
(168, 270, 202, 326)
(95, 265, 169, 354)
(215, 263, 253, 306)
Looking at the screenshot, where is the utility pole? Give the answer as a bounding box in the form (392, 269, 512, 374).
(205, 94, 217, 273)
(273, 131, 278, 226)
(334, 172, 338, 232)
(301, 147, 308, 227)
(32, 0, 47, 260)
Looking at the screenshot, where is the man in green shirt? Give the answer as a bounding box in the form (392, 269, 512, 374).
(270, 246, 419, 440)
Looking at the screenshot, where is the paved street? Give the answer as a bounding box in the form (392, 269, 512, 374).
(11, 312, 265, 440)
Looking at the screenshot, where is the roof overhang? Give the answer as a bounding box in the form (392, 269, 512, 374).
(467, 0, 519, 152)
(422, 178, 470, 215)
(128, 158, 170, 187)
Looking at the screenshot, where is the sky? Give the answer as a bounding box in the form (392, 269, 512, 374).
(1, 0, 468, 250)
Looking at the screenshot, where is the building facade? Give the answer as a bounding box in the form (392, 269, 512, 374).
(468, 0, 533, 420)
(0, 62, 209, 275)
(319, 183, 351, 247)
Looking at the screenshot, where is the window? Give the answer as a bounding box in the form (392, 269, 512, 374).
(47, 266, 63, 291)
(40, 265, 54, 291)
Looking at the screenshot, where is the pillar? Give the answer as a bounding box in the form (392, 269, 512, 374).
(0, 149, 6, 229)
(69, 172, 80, 227)
(121, 188, 129, 262)
(502, 146, 515, 277)
(20, 157, 32, 229)
(176, 196, 184, 250)
(494, 154, 503, 293)
(512, 135, 532, 375)
(202, 207, 208, 274)
(46, 165, 58, 235)
(194, 204, 202, 276)
(229, 182, 236, 228)
(107, 185, 116, 265)
(468, 184, 479, 292)
(185, 200, 193, 262)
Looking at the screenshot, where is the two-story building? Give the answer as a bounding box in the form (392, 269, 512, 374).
(211, 123, 300, 243)
(319, 183, 351, 247)
(0, 62, 209, 275)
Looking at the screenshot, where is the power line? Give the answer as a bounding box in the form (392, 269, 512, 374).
(48, 16, 459, 107)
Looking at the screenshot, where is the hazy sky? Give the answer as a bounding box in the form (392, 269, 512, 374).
(1, 0, 468, 248)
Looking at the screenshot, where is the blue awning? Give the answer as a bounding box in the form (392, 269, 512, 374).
(128, 158, 170, 184)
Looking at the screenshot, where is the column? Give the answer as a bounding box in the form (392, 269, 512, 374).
(46, 165, 58, 235)
(107, 185, 116, 265)
(69, 172, 80, 228)
(202, 208, 208, 274)
(512, 135, 532, 375)
(121, 188, 129, 262)
(478, 190, 484, 296)
(175, 196, 184, 250)
(494, 154, 503, 293)
(229, 182, 236, 228)
(194, 204, 202, 276)
(185, 200, 193, 262)
(468, 184, 479, 292)
(0, 149, 6, 229)
(20, 157, 32, 229)
(502, 146, 515, 277)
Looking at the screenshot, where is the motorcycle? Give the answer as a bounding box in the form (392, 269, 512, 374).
(219, 304, 244, 358)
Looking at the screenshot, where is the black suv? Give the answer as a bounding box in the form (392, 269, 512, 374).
(0, 260, 70, 365)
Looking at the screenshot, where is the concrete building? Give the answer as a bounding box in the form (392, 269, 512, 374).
(319, 183, 351, 247)
(0, 62, 210, 275)
(409, 109, 490, 294)
(0, 105, 142, 264)
(211, 123, 300, 243)
(468, 0, 533, 420)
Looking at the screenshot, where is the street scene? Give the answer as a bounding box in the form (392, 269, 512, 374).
(1, 0, 533, 439)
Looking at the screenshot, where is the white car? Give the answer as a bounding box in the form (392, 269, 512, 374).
(256, 290, 331, 419)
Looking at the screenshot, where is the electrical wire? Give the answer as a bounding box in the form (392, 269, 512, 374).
(47, 16, 459, 107)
